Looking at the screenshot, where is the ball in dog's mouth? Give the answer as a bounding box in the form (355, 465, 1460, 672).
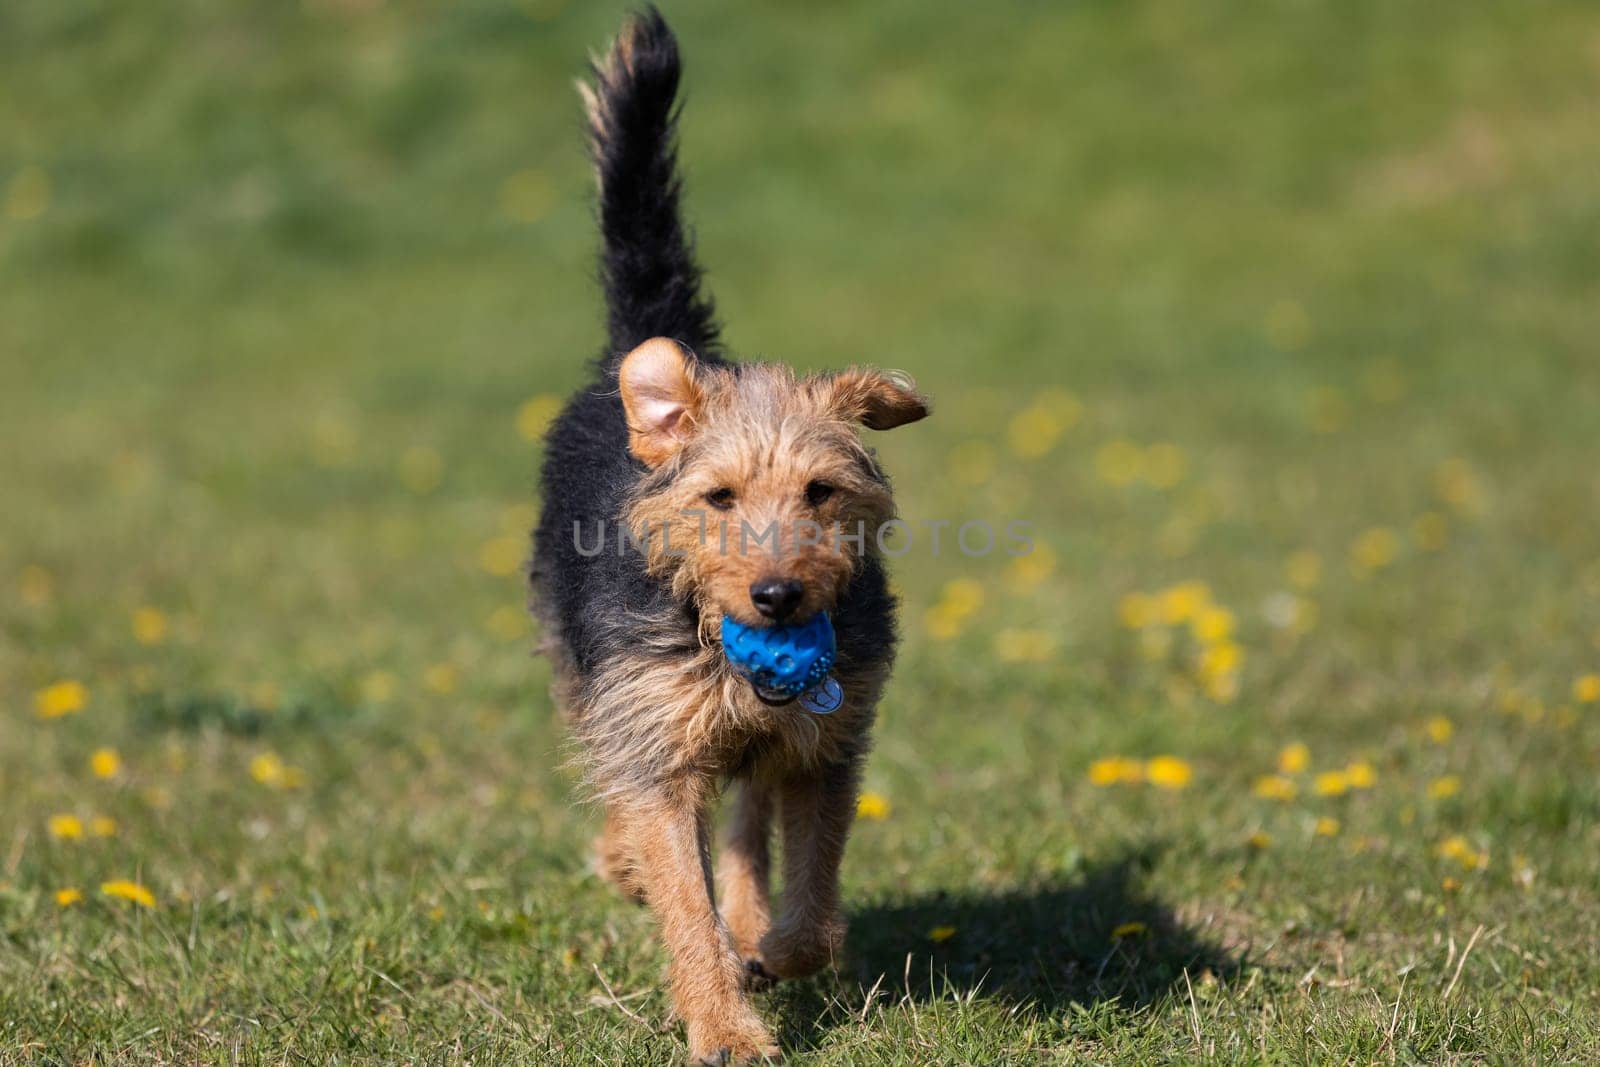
(720, 611, 837, 705)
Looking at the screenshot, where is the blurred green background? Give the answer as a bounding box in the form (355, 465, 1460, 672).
(4, 1, 1600, 1062)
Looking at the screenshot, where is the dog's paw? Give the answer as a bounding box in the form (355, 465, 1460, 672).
(741, 957, 777, 993)
(756, 917, 845, 980)
(687, 1021, 781, 1065)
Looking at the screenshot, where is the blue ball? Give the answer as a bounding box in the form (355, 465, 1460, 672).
(720, 612, 836, 699)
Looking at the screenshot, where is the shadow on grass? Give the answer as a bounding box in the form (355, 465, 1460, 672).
(772, 849, 1241, 1049)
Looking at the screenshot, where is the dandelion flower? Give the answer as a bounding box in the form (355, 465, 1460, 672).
(1425, 716, 1453, 744)
(1110, 921, 1147, 940)
(1005, 542, 1056, 590)
(855, 792, 891, 821)
(1007, 403, 1068, 459)
(1573, 674, 1600, 704)
(55, 888, 84, 907)
(1313, 770, 1349, 797)
(1145, 756, 1192, 790)
(1285, 551, 1322, 590)
(1142, 443, 1188, 489)
(89, 748, 122, 779)
(1252, 775, 1297, 801)
(486, 605, 529, 641)
(478, 535, 524, 577)
(1427, 775, 1461, 799)
(361, 670, 396, 704)
(35, 680, 88, 719)
(1247, 830, 1272, 850)
(90, 816, 117, 838)
(131, 607, 168, 645)
(1158, 581, 1213, 626)
(1349, 527, 1399, 573)
(1344, 761, 1377, 789)
(100, 880, 156, 908)
(1198, 641, 1242, 678)
(423, 663, 459, 695)
(1435, 835, 1487, 869)
(1433, 459, 1484, 516)
(993, 628, 1055, 663)
(1191, 607, 1235, 644)
(940, 578, 985, 618)
(928, 925, 958, 943)
(1094, 440, 1144, 487)
(1314, 817, 1340, 837)
(1088, 757, 1143, 786)
(1441, 876, 1462, 893)
(1117, 592, 1156, 629)
(47, 814, 83, 840)
(1277, 743, 1310, 775)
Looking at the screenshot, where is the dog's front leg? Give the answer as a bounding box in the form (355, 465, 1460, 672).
(757, 760, 858, 980)
(716, 778, 775, 975)
(625, 786, 779, 1065)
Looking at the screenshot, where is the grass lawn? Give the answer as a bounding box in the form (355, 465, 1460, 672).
(5, 0, 1600, 1061)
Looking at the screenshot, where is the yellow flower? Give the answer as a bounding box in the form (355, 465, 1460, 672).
(1005, 543, 1056, 591)
(1158, 581, 1212, 625)
(1117, 592, 1156, 629)
(1411, 512, 1450, 552)
(1142, 443, 1188, 489)
(478, 535, 524, 577)
(35, 680, 88, 719)
(130, 606, 169, 645)
(924, 602, 966, 640)
(90, 748, 122, 779)
(1425, 716, 1453, 744)
(1094, 439, 1144, 487)
(1247, 830, 1272, 850)
(55, 887, 84, 907)
(1191, 607, 1235, 644)
(1573, 674, 1600, 704)
(928, 924, 958, 943)
(1252, 775, 1297, 801)
(1145, 756, 1192, 790)
(940, 578, 985, 618)
(948, 441, 997, 486)
(90, 816, 117, 838)
(1435, 835, 1487, 869)
(855, 792, 891, 820)
(1110, 921, 1147, 940)
(994, 628, 1055, 663)
(100, 880, 156, 908)
(486, 605, 529, 641)
(1314, 817, 1340, 837)
(1441, 876, 1462, 893)
(1088, 756, 1144, 786)
(1427, 775, 1461, 799)
(361, 670, 396, 704)
(1197, 642, 1241, 679)
(516, 394, 562, 441)
(250, 752, 286, 785)
(1201, 671, 1240, 703)
(1313, 770, 1349, 797)
(1305, 387, 1348, 433)
(398, 446, 444, 494)
(1350, 527, 1399, 572)
(1344, 761, 1377, 789)
(47, 814, 83, 840)
(1007, 403, 1070, 459)
(1433, 459, 1484, 516)
(20, 564, 54, 606)
(423, 663, 459, 695)
(1277, 742, 1310, 774)
(1285, 551, 1322, 590)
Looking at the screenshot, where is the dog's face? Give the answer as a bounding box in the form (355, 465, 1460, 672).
(619, 338, 928, 629)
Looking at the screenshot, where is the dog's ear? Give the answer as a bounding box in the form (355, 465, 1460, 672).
(618, 337, 703, 465)
(821, 367, 930, 430)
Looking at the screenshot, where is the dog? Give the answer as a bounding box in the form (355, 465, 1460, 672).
(529, 9, 928, 1063)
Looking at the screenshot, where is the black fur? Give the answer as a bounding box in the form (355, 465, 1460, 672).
(588, 6, 723, 364)
(530, 10, 895, 709)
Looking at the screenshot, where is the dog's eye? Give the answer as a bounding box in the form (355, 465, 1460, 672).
(705, 487, 735, 511)
(804, 481, 835, 507)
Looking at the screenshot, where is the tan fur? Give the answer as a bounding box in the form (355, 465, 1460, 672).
(564, 341, 922, 1064)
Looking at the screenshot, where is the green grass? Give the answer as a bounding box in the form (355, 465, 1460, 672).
(5, 0, 1600, 1061)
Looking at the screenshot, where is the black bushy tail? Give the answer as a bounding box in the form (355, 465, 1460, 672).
(582, 8, 722, 367)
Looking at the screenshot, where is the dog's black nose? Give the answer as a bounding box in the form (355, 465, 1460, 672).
(749, 578, 804, 622)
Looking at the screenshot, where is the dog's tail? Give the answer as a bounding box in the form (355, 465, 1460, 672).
(581, 8, 721, 367)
